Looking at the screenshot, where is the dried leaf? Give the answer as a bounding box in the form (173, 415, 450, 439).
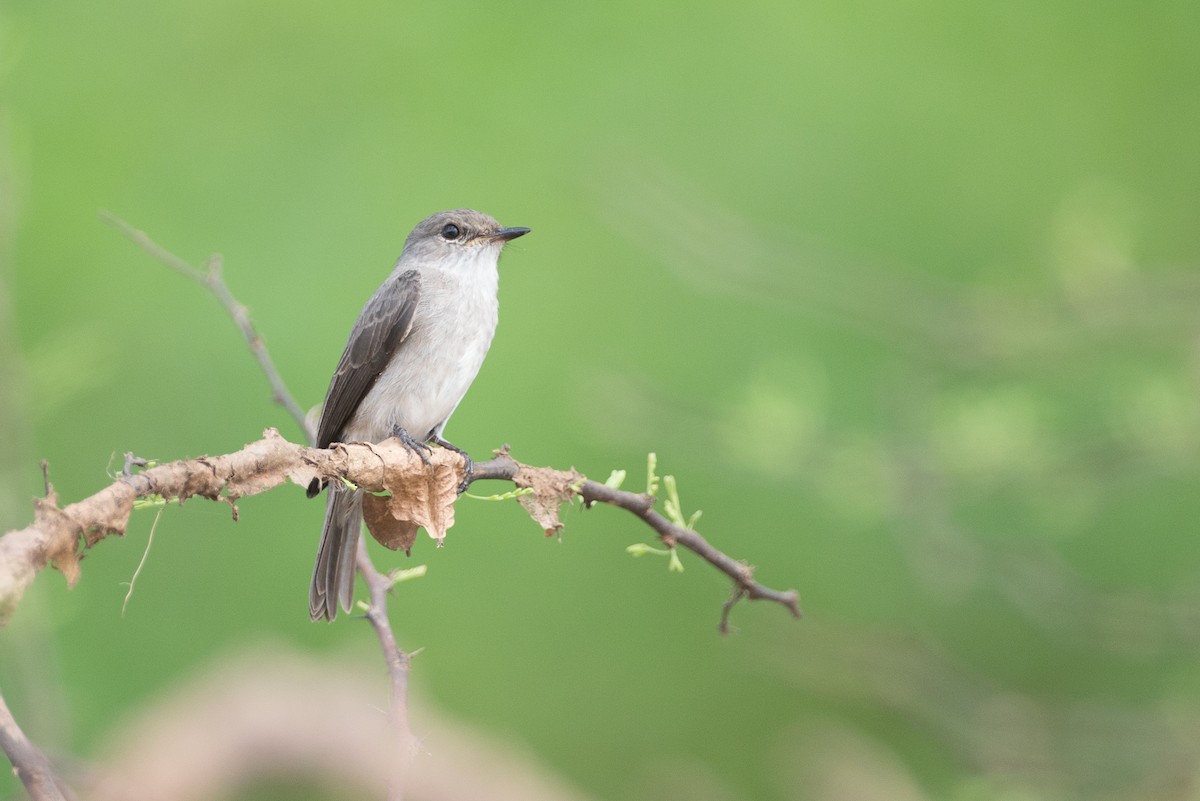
(385, 460, 458, 543)
(360, 442, 463, 550)
(33, 489, 83, 587)
(362, 493, 419, 553)
(514, 464, 584, 537)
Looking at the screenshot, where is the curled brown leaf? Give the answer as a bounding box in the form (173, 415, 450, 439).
(513, 464, 583, 537)
(360, 441, 464, 551)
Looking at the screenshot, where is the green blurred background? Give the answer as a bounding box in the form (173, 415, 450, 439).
(2, 0, 1200, 799)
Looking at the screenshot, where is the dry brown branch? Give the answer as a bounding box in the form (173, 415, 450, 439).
(0, 431, 801, 630)
(0, 431, 428, 624)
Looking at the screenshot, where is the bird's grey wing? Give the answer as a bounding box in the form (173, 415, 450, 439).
(315, 269, 421, 449)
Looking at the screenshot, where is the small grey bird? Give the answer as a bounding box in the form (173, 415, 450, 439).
(307, 209, 529, 621)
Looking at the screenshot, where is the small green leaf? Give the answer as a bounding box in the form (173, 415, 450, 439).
(626, 543, 670, 557)
(661, 474, 701, 529)
(604, 469, 626, 489)
(668, 548, 685, 573)
(388, 565, 428, 584)
(663, 475, 683, 526)
(646, 452, 659, 496)
(627, 542, 684, 572)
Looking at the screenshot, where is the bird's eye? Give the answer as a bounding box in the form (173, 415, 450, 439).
(440, 223, 460, 241)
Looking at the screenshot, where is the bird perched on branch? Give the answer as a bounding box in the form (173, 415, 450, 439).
(306, 209, 530, 620)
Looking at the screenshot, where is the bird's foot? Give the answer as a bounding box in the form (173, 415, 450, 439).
(391, 426, 433, 465)
(432, 435, 474, 494)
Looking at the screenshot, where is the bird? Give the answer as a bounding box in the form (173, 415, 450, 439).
(307, 209, 530, 620)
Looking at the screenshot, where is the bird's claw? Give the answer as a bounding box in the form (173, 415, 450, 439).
(391, 430, 473, 492)
(392, 426, 433, 465)
(430, 435, 473, 494)
(456, 456, 474, 495)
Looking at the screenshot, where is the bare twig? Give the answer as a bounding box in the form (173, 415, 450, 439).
(0, 685, 75, 801)
(472, 453, 802, 631)
(355, 537, 414, 801)
(99, 212, 311, 442)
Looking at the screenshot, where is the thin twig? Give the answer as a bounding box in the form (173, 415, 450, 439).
(471, 454, 802, 630)
(355, 537, 413, 801)
(0, 686, 75, 801)
(99, 211, 311, 442)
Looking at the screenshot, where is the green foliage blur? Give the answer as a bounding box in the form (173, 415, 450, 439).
(2, 0, 1199, 799)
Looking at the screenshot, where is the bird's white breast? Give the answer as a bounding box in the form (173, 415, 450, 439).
(344, 246, 501, 444)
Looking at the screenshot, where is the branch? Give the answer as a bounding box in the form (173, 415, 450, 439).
(99, 212, 311, 442)
(355, 537, 413, 735)
(0, 433, 801, 630)
(353, 536, 416, 800)
(473, 452, 802, 632)
(0, 686, 75, 801)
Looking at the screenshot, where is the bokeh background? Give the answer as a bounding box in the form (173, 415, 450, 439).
(2, 1, 1200, 799)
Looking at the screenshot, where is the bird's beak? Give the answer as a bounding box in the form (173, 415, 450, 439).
(490, 226, 531, 242)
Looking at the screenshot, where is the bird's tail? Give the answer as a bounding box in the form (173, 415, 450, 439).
(309, 482, 362, 621)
